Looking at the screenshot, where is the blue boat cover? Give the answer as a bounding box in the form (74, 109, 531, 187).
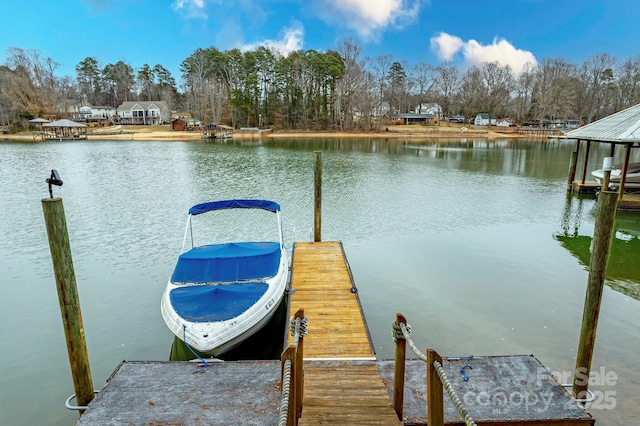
(189, 199, 280, 215)
(169, 283, 269, 322)
(171, 242, 281, 283)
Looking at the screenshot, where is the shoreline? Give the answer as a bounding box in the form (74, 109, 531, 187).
(1, 126, 534, 142)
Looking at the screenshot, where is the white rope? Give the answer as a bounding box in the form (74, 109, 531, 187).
(394, 321, 477, 426)
(289, 315, 309, 346)
(433, 359, 477, 426)
(278, 358, 293, 426)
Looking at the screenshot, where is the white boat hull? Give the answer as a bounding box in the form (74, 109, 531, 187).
(160, 199, 289, 357)
(161, 250, 288, 356)
(592, 168, 640, 189)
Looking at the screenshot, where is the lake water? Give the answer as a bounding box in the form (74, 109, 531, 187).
(0, 137, 639, 425)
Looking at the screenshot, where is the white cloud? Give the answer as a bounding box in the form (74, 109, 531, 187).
(172, 0, 208, 19)
(315, 0, 422, 41)
(241, 25, 304, 56)
(430, 32, 464, 62)
(430, 32, 537, 75)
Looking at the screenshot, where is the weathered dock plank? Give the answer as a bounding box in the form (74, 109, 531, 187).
(77, 361, 281, 425)
(289, 241, 374, 360)
(378, 355, 594, 425)
(298, 360, 403, 426)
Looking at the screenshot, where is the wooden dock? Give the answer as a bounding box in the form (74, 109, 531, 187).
(74, 241, 592, 425)
(289, 241, 374, 360)
(289, 241, 403, 425)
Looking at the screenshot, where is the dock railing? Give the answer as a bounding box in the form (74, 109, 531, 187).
(393, 313, 478, 426)
(279, 309, 307, 426)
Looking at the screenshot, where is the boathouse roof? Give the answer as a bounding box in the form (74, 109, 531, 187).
(43, 119, 87, 128)
(566, 103, 640, 143)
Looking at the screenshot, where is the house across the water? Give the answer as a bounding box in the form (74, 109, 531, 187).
(117, 101, 170, 125)
(391, 113, 436, 125)
(474, 113, 497, 126)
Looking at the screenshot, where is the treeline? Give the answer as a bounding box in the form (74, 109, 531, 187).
(2, 40, 640, 130)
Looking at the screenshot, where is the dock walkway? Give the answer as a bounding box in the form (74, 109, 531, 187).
(289, 241, 403, 425)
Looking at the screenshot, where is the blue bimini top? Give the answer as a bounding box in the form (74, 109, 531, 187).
(171, 242, 281, 283)
(169, 282, 269, 322)
(189, 199, 280, 215)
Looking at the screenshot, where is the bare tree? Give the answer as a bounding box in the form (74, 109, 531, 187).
(335, 38, 366, 131)
(433, 63, 460, 123)
(576, 53, 617, 122)
(615, 55, 640, 110)
(4, 47, 60, 118)
(480, 62, 514, 124)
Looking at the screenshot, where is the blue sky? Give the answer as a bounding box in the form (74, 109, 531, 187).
(2, 0, 639, 81)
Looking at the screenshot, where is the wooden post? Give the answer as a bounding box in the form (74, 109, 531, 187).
(426, 349, 444, 426)
(573, 191, 618, 399)
(618, 143, 632, 201)
(393, 313, 407, 420)
(313, 151, 322, 242)
(602, 170, 611, 190)
(294, 309, 305, 419)
(281, 346, 297, 426)
(580, 140, 591, 184)
(566, 148, 579, 192)
(42, 197, 94, 413)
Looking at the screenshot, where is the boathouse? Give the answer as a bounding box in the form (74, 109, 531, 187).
(42, 119, 87, 140)
(566, 103, 640, 210)
(201, 123, 234, 139)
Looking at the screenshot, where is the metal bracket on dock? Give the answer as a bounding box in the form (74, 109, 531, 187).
(561, 384, 596, 403)
(65, 391, 100, 410)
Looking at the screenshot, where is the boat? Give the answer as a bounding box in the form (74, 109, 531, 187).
(591, 162, 640, 189)
(161, 199, 289, 356)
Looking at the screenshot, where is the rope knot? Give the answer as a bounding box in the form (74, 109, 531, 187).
(392, 321, 410, 342)
(289, 315, 309, 338)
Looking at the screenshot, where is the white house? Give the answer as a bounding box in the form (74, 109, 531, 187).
(496, 118, 515, 127)
(474, 113, 497, 126)
(413, 103, 442, 116)
(117, 101, 170, 125)
(67, 103, 117, 122)
(91, 106, 117, 119)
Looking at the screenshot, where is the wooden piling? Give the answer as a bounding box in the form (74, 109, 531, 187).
(42, 197, 94, 413)
(573, 190, 618, 399)
(393, 313, 407, 421)
(426, 349, 444, 426)
(313, 151, 322, 242)
(618, 143, 633, 200)
(579, 140, 591, 184)
(566, 141, 579, 192)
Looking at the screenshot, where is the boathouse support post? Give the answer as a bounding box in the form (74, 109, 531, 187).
(426, 349, 444, 426)
(313, 151, 322, 242)
(580, 140, 591, 184)
(602, 144, 615, 190)
(393, 313, 407, 420)
(618, 143, 633, 201)
(294, 309, 305, 419)
(566, 139, 580, 192)
(281, 346, 298, 426)
(573, 190, 618, 399)
(42, 197, 94, 414)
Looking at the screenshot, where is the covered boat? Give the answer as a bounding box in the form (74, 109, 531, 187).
(161, 199, 289, 356)
(591, 162, 640, 189)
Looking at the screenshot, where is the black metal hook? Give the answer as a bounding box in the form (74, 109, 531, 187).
(46, 169, 63, 198)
